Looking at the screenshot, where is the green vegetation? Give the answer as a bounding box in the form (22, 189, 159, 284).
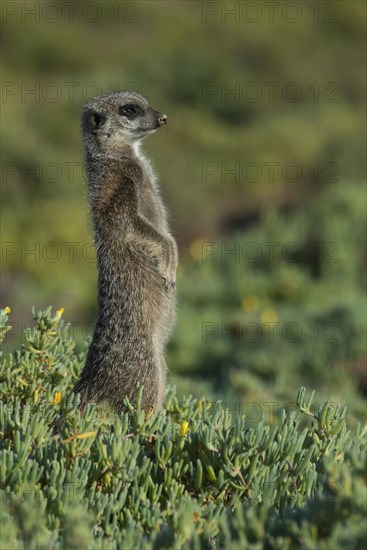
(0, 308, 366, 549)
(171, 182, 366, 421)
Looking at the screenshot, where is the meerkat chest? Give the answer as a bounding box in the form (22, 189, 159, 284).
(139, 173, 167, 232)
(134, 146, 167, 232)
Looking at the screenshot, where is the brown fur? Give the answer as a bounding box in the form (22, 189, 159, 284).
(73, 92, 178, 413)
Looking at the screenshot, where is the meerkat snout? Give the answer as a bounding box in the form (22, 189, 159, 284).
(158, 113, 167, 125)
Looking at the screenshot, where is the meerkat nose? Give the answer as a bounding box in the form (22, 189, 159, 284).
(158, 114, 167, 125)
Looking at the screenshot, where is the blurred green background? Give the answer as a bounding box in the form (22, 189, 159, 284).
(1, 1, 366, 419)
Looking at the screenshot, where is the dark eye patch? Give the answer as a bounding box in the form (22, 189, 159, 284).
(118, 103, 142, 119)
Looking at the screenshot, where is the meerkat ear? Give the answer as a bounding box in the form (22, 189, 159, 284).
(89, 110, 106, 131)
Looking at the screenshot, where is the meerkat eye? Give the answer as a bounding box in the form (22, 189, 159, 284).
(119, 104, 141, 118)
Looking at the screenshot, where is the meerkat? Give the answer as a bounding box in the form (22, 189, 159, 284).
(73, 92, 178, 413)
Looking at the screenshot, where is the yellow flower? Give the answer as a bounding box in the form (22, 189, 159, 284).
(260, 308, 279, 324)
(179, 420, 189, 437)
(53, 391, 62, 404)
(4, 306, 11, 314)
(241, 295, 260, 312)
(54, 307, 65, 322)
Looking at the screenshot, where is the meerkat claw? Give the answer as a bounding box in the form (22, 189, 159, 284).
(164, 278, 176, 291)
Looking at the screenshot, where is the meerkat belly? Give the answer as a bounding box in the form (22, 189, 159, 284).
(127, 250, 176, 347)
(98, 245, 169, 315)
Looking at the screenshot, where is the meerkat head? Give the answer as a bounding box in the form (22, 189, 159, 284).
(81, 92, 167, 153)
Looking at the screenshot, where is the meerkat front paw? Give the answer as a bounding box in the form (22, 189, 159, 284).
(158, 238, 177, 291)
(164, 279, 176, 291)
(166, 239, 178, 290)
(160, 263, 176, 290)
(156, 258, 175, 289)
(164, 266, 176, 290)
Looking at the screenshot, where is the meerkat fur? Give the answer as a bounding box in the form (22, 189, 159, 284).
(73, 92, 178, 413)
